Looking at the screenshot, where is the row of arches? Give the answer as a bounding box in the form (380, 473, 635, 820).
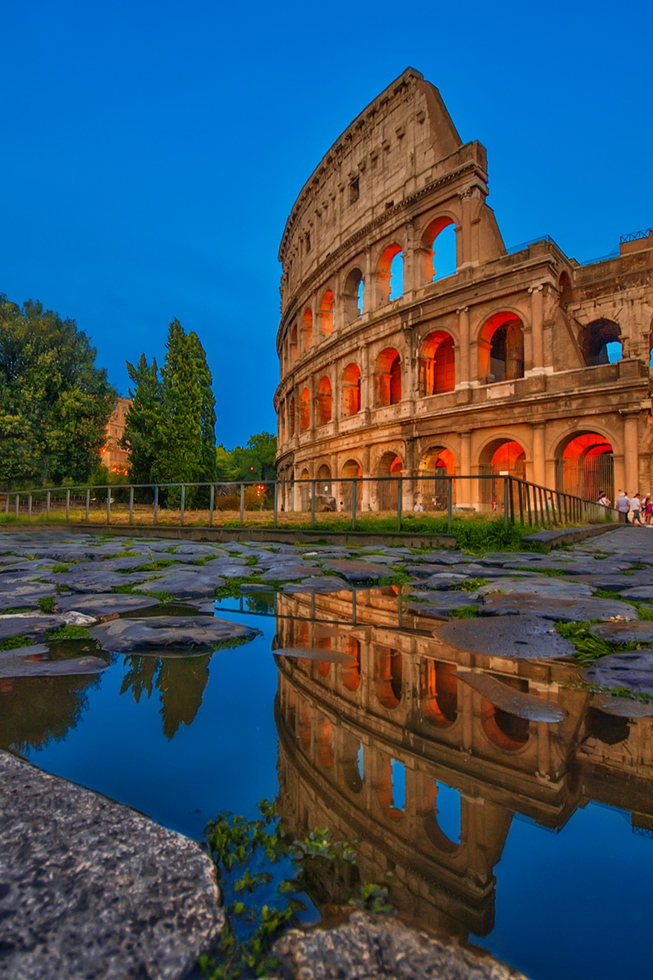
(281, 220, 458, 364)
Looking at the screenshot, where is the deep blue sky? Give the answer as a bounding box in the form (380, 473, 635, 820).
(2, 1, 651, 448)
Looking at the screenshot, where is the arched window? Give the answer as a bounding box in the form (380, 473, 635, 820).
(479, 313, 524, 382)
(419, 331, 455, 395)
(481, 678, 530, 752)
(421, 216, 457, 283)
(555, 432, 614, 501)
(341, 637, 361, 692)
(420, 660, 458, 727)
(373, 753, 406, 824)
(343, 267, 364, 322)
(302, 308, 313, 350)
(579, 319, 622, 366)
(341, 363, 361, 416)
(417, 447, 456, 512)
(316, 463, 332, 497)
(290, 323, 297, 363)
(300, 387, 310, 432)
(479, 438, 526, 508)
(376, 348, 401, 406)
(377, 451, 402, 511)
(318, 289, 335, 337)
(316, 376, 332, 425)
(375, 646, 402, 709)
(340, 459, 362, 513)
(376, 243, 403, 305)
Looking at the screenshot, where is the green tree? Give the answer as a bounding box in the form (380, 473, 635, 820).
(0, 295, 116, 488)
(224, 432, 277, 482)
(121, 354, 163, 484)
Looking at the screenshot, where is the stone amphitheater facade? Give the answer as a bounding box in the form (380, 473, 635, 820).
(274, 67, 653, 511)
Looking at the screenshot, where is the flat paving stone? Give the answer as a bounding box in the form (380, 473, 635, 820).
(321, 559, 393, 584)
(454, 670, 567, 722)
(90, 615, 259, 653)
(479, 593, 638, 623)
(478, 577, 594, 598)
(422, 573, 471, 589)
(591, 694, 653, 718)
(52, 570, 152, 593)
(619, 585, 653, 601)
(0, 582, 56, 611)
(0, 645, 108, 678)
(583, 650, 653, 695)
(0, 750, 223, 980)
(589, 621, 653, 644)
(282, 576, 353, 594)
(406, 592, 480, 617)
(54, 593, 161, 616)
(573, 573, 653, 591)
(133, 571, 224, 599)
(260, 564, 321, 582)
(435, 614, 575, 660)
(0, 614, 65, 641)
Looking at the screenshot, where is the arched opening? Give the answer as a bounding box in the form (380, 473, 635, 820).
(302, 308, 313, 350)
(376, 348, 401, 406)
(479, 439, 526, 509)
(375, 646, 403, 709)
(374, 754, 405, 823)
(559, 272, 573, 306)
(316, 463, 332, 500)
(376, 243, 403, 305)
(420, 660, 458, 727)
(341, 459, 362, 513)
(423, 780, 461, 852)
(290, 323, 298, 363)
(316, 376, 332, 426)
(288, 396, 296, 439)
(555, 432, 614, 501)
(343, 267, 364, 322)
(318, 289, 335, 337)
(300, 467, 311, 511)
(421, 216, 457, 282)
(299, 387, 310, 432)
(316, 717, 334, 769)
(419, 331, 455, 395)
(579, 319, 622, 366)
(377, 451, 402, 511)
(481, 679, 530, 751)
(416, 447, 456, 512)
(341, 636, 361, 692)
(479, 313, 524, 383)
(341, 732, 364, 794)
(341, 363, 361, 417)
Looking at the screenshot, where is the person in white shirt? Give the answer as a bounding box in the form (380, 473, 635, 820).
(615, 491, 630, 523)
(630, 493, 642, 525)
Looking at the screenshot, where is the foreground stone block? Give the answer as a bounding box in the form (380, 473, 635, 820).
(90, 615, 259, 653)
(479, 594, 638, 623)
(435, 615, 575, 660)
(582, 651, 653, 695)
(0, 751, 224, 980)
(271, 911, 526, 980)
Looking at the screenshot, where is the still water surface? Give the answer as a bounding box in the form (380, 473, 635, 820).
(1, 589, 650, 980)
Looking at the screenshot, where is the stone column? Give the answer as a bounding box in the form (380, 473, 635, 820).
(457, 431, 472, 508)
(532, 423, 546, 487)
(528, 285, 545, 375)
(362, 444, 371, 511)
(403, 330, 416, 412)
(363, 248, 375, 314)
(403, 220, 418, 294)
(360, 345, 372, 422)
(456, 306, 470, 388)
(404, 438, 415, 511)
(623, 411, 640, 494)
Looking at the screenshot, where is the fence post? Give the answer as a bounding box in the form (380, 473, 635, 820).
(85, 489, 89, 522)
(180, 485, 185, 527)
(153, 486, 159, 525)
(447, 479, 453, 531)
(352, 480, 357, 530)
(106, 488, 111, 525)
(503, 478, 509, 527)
(311, 481, 316, 529)
(397, 479, 402, 530)
(518, 481, 524, 526)
(129, 486, 134, 526)
(273, 483, 278, 528)
(209, 484, 215, 527)
(239, 484, 245, 527)
(5, 494, 9, 517)
(66, 489, 70, 522)
(27, 493, 32, 521)
(15, 494, 19, 519)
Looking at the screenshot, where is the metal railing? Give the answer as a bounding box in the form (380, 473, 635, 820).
(0, 475, 617, 532)
(620, 228, 652, 244)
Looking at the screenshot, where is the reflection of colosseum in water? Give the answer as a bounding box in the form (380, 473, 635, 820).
(274, 68, 653, 511)
(274, 590, 653, 939)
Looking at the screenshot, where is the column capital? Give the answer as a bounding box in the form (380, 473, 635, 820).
(528, 284, 545, 294)
(456, 306, 470, 315)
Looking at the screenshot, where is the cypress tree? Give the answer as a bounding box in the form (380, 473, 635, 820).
(121, 354, 163, 484)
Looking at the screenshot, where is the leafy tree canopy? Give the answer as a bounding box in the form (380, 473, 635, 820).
(0, 295, 117, 488)
(216, 432, 277, 482)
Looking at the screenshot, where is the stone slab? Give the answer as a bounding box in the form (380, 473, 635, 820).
(583, 651, 653, 695)
(479, 594, 638, 623)
(90, 615, 259, 653)
(0, 614, 65, 641)
(52, 570, 153, 593)
(0, 583, 56, 611)
(591, 694, 653, 718)
(133, 571, 224, 599)
(589, 621, 653, 644)
(271, 911, 526, 980)
(282, 576, 353, 594)
(454, 670, 567, 722)
(478, 577, 594, 598)
(273, 648, 358, 663)
(0, 750, 223, 980)
(620, 586, 653, 601)
(321, 559, 393, 584)
(435, 615, 575, 660)
(54, 593, 161, 617)
(0, 645, 108, 678)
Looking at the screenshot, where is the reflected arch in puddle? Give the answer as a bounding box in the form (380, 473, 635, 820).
(420, 659, 458, 728)
(375, 645, 403, 710)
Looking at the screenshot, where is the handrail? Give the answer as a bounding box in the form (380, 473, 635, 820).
(0, 474, 617, 533)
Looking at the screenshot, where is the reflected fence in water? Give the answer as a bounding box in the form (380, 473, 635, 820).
(0, 474, 616, 531)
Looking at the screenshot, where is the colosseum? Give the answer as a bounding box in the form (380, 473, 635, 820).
(274, 67, 653, 513)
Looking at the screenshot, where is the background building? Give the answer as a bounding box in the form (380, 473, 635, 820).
(101, 396, 131, 475)
(274, 68, 653, 511)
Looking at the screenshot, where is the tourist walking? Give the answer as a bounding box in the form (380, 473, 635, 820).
(597, 491, 611, 507)
(615, 490, 630, 523)
(630, 493, 643, 525)
(644, 494, 653, 525)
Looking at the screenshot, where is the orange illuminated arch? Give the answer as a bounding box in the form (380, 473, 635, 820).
(316, 717, 334, 769)
(318, 289, 335, 337)
(375, 243, 403, 305)
(288, 396, 296, 438)
(341, 363, 361, 416)
(302, 308, 313, 350)
(376, 348, 401, 406)
(299, 387, 310, 432)
(420, 331, 455, 394)
(481, 679, 530, 752)
(555, 431, 614, 500)
(479, 312, 524, 382)
(420, 660, 458, 727)
(290, 323, 297, 363)
(375, 646, 402, 709)
(341, 637, 361, 692)
(316, 376, 332, 426)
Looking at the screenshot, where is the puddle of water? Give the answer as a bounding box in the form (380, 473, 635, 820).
(1, 587, 651, 980)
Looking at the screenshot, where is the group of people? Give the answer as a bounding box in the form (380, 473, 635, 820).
(603, 490, 653, 525)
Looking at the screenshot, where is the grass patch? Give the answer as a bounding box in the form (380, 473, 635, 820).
(555, 621, 614, 666)
(45, 625, 91, 641)
(51, 564, 70, 574)
(216, 576, 265, 600)
(135, 559, 175, 572)
(0, 607, 31, 615)
(113, 582, 136, 594)
(451, 577, 488, 592)
(0, 635, 32, 651)
(450, 605, 480, 618)
(37, 596, 56, 613)
(594, 588, 623, 600)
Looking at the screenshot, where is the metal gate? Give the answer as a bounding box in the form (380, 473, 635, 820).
(556, 454, 614, 502)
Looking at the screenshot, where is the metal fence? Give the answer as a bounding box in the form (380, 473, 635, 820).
(0, 474, 616, 531)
